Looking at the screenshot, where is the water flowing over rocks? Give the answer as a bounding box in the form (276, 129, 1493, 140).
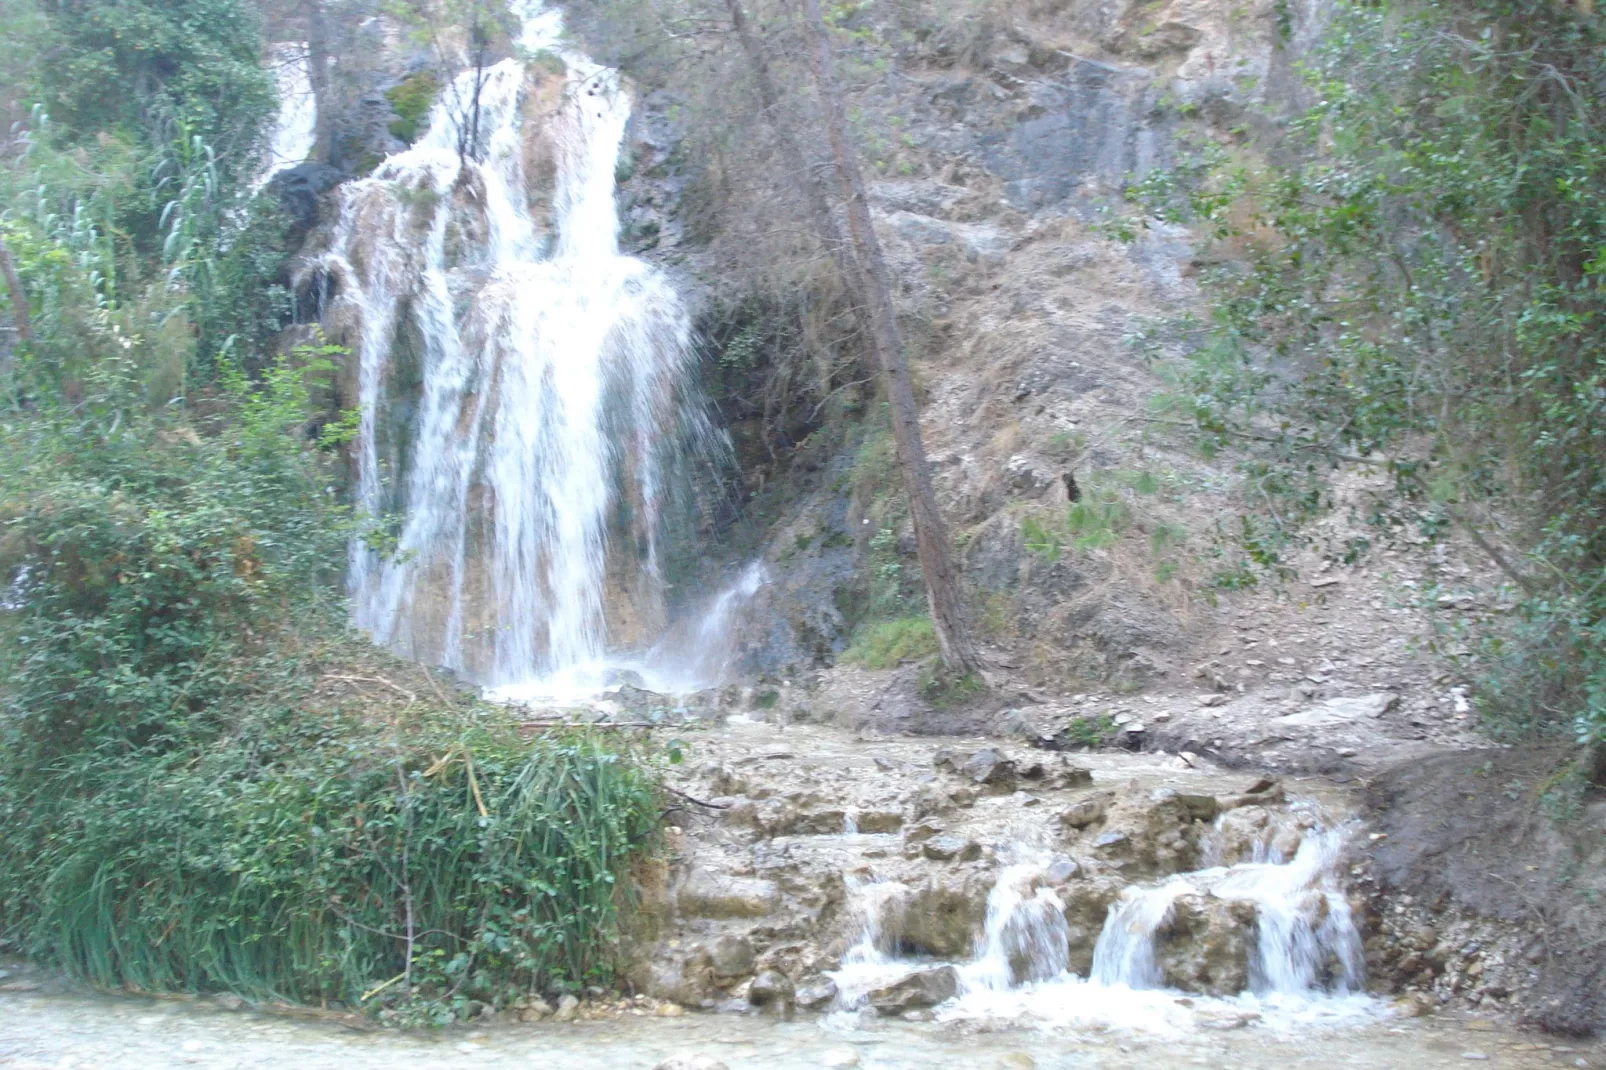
(619, 713, 1390, 1037)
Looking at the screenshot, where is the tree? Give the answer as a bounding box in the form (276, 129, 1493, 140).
(792, 0, 983, 674)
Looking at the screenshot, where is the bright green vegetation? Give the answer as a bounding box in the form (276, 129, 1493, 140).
(1127, 0, 1606, 746)
(386, 72, 441, 144)
(843, 615, 938, 668)
(0, 0, 664, 1021)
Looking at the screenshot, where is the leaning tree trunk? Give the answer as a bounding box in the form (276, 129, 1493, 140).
(799, 0, 983, 674)
(304, 0, 333, 164)
(723, 0, 870, 338)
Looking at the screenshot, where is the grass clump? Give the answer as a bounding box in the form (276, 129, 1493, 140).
(842, 615, 937, 668)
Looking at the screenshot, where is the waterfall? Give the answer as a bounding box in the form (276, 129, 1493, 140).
(313, 2, 727, 694)
(255, 43, 318, 188)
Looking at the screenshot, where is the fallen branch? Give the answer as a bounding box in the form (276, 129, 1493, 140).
(517, 720, 657, 730)
(320, 673, 417, 703)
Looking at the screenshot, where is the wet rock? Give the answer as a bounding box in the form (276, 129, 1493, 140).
(866, 965, 959, 1014)
(1176, 793, 1219, 821)
(1155, 894, 1256, 996)
(213, 993, 245, 1011)
(553, 993, 580, 1022)
(854, 809, 904, 834)
(961, 748, 1018, 792)
(821, 1049, 861, 1068)
(1060, 878, 1125, 975)
(902, 877, 989, 957)
(654, 1001, 687, 1017)
(707, 934, 756, 979)
(639, 946, 715, 1005)
(677, 869, 779, 918)
(748, 969, 795, 1015)
(1059, 792, 1113, 829)
(923, 834, 982, 862)
(795, 976, 839, 1010)
(902, 819, 945, 846)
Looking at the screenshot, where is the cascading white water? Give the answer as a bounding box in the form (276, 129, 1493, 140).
(313, 2, 734, 694)
(255, 43, 318, 188)
(964, 863, 1071, 991)
(829, 822, 1375, 1032)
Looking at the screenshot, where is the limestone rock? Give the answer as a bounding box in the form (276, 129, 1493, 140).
(1059, 792, 1113, 829)
(1154, 894, 1256, 996)
(865, 965, 959, 1014)
(553, 993, 580, 1022)
(960, 748, 1018, 792)
(747, 969, 795, 1013)
(923, 834, 982, 862)
(795, 975, 839, 1010)
(706, 934, 756, 979)
(901, 877, 989, 957)
(676, 869, 778, 918)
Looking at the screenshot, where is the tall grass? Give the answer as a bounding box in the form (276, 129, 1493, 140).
(0, 715, 660, 1022)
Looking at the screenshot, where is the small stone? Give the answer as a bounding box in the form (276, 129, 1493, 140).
(821, 1050, 861, 1069)
(519, 997, 554, 1022)
(1046, 858, 1080, 882)
(654, 1001, 686, 1018)
(213, 992, 245, 1011)
(1094, 830, 1128, 849)
(998, 1055, 1037, 1070)
(652, 1057, 730, 1070)
(553, 993, 580, 1022)
(1245, 777, 1278, 794)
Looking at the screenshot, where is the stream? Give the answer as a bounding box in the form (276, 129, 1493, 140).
(2, 975, 1598, 1070)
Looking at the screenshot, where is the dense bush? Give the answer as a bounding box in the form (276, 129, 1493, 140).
(1135, 0, 1606, 745)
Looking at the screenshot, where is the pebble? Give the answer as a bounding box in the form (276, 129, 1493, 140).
(821, 1049, 861, 1068)
(1461, 1054, 1489, 1061)
(998, 1054, 1037, 1069)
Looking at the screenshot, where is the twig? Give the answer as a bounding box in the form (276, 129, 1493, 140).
(666, 786, 732, 810)
(360, 972, 407, 1003)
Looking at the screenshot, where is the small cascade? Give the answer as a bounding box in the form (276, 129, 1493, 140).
(1088, 878, 1194, 989)
(829, 821, 1375, 1032)
(964, 863, 1071, 991)
(312, 1, 728, 694)
(830, 876, 915, 1010)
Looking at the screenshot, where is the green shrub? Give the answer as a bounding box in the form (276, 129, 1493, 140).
(842, 615, 937, 669)
(386, 72, 442, 145)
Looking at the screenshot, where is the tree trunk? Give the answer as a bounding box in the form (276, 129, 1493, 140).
(305, 0, 333, 164)
(722, 0, 869, 337)
(798, 0, 983, 674)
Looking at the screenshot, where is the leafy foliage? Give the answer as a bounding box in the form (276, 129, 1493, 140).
(842, 614, 937, 668)
(1130, 0, 1606, 744)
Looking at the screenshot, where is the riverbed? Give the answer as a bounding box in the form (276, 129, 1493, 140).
(1, 977, 1598, 1070)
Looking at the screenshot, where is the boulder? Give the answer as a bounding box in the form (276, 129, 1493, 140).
(865, 965, 959, 1014)
(706, 934, 756, 980)
(960, 748, 1018, 792)
(748, 969, 795, 1015)
(901, 876, 989, 957)
(676, 870, 779, 918)
(795, 975, 839, 1010)
(1154, 894, 1256, 996)
(923, 834, 982, 862)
